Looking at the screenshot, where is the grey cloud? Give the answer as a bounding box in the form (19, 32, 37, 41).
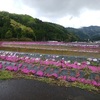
(21, 0, 100, 18)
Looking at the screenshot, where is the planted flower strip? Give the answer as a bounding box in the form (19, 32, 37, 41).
(0, 51, 100, 74)
(0, 54, 99, 73)
(1, 41, 100, 54)
(0, 51, 100, 87)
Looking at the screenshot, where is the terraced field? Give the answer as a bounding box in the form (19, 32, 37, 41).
(0, 41, 100, 93)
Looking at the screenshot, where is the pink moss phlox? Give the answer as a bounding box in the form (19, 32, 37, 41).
(21, 68, 30, 74)
(36, 70, 44, 77)
(0, 64, 2, 69)
(5, 66, 13, 71)
(30, 70, 36, 74)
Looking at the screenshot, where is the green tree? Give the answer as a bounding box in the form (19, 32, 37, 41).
(5, 30, 12, 39)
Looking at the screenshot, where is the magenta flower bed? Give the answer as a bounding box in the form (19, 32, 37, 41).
(0, 51, 100, 87)
(0, 54, 99, 72)
(1, 41, 100, 53)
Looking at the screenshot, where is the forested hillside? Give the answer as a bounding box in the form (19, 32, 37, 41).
(0, 11, 78, 41)
(67, 26, 100, 41)
(0, 11, 99, 42)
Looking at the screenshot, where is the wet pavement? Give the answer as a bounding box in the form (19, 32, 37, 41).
(0, 79, 100, 100)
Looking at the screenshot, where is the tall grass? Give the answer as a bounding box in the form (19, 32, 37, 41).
(0, 70, 13, 80)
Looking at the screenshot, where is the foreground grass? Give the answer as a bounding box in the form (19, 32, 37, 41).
(0, 70, 13, 80)
(0, 70, 99, 94)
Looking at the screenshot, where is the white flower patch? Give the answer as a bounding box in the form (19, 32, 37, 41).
(56, 56, 59, 58)
(52, 59, 55, 61)
(35, 58, 40, 60)
(25, 57, 29, 59)
(64, 61, 67, 64)
(40, 55, 42, 57)
(87, 58, 92, 61)
(67, 60, 71, 63)
(93, 58, 97, 62)
(87, 61, 90, 65)
(62, 58, 64, 60)
(46, 59, 48, 61)
(77, 63, 81, 66)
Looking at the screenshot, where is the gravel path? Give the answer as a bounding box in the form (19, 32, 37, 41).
(0, 79, 100, 100)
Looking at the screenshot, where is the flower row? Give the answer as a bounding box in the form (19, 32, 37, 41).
(0, 54, 100, 73)
(1, 41, 99, 47)
(0, 62, 100, 87)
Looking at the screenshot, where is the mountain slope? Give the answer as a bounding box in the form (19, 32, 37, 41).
(0, 11, 99, 42)
(67, 26, 100, 41)
(79, 26, 100, 41)
(0, 11, 78, 41)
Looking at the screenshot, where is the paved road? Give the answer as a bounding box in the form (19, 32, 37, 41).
(0, 79, 100, 100)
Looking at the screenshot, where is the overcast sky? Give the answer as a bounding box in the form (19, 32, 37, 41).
(0, 0, 100, 28)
